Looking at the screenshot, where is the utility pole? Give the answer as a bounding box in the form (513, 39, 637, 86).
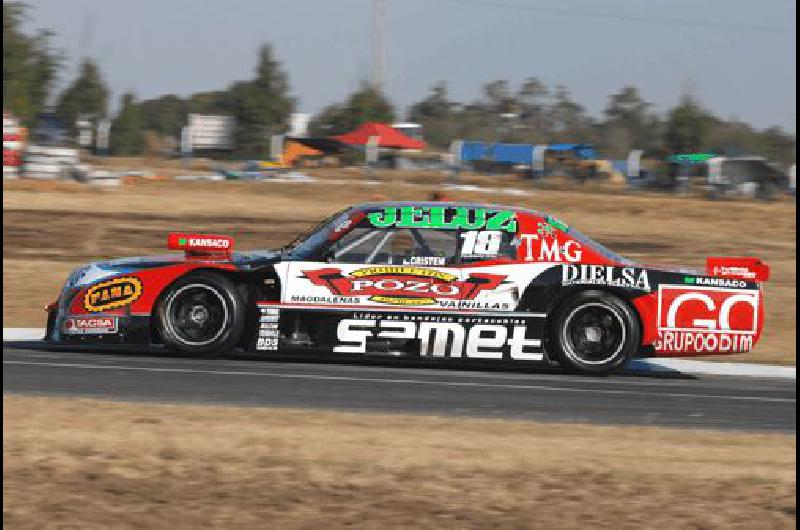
(372, 0, 385, 92)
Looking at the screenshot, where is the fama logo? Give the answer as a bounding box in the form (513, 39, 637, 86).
(303, 266, 505, 305)
(562, 265, 650, 291)
(83, 277, 143, 312)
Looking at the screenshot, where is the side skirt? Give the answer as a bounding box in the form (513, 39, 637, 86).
(249, 303, 550, 364)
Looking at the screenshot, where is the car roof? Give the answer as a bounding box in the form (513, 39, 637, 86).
(351, 201, 542, 216)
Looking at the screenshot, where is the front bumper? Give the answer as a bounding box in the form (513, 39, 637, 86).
(45, 303, 154, 345)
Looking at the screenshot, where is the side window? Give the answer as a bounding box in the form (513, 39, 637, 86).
(325, 228, 382, 263)
(397, 229, 458, 266)
(459, 230, 517, 263)
(325, 227, 458, 265)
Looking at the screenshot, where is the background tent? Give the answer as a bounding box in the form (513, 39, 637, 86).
(334, 122, 426, 150)
(282, 140, 322, 166)
(287, 137, 349, 153)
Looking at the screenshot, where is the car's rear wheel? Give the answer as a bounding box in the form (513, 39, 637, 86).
(157, 272, 245, 356)
(550, 290, 640, 375)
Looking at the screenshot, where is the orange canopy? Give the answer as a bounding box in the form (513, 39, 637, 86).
(282, 140, 322, 166)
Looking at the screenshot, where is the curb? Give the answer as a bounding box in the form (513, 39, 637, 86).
(628, 358, 796, 379)
(3, 328, 45, 341)
(3, 328, 795, 379)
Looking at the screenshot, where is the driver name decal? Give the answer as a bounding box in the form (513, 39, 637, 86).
(367, 206, 517, 233)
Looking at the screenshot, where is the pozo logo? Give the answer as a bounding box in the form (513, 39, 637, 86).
(654, 285, 759, 354)
(83, 277, 143, 312)
(303, 267, 505, 306)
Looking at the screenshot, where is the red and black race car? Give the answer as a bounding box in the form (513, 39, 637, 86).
(45, 202, 769, 374)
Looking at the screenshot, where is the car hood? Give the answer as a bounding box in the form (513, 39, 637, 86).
(635, 262, 703, 275)
(94, 249, 284, 273)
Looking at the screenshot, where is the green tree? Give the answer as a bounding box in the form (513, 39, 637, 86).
(224, 44, 294, 158)
(549, 85, 595, 143)
(110, 93, 145, 155)
(664, 96, 713, 153)
(482, 80, 516, 115)
(55, 58, 109, 140)
(137, 90, 229, 143)
(187, 90, 229, 115)
(139, 94, 189, 139)
(309, 84, 394, 137)
(3, 2, 61, 125)
(407, 82, 456, 148)
(517, 77, 551, 139)
(759, 126, 796, 167)
(308, 104, 345, 137)
(409, 82, 452, 120)
(601, 86, 660, 156)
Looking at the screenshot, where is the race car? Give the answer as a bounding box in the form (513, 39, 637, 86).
(45, 201, 770, 374)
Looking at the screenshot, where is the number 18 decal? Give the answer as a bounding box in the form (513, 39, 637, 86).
(461, 230, 502, 257)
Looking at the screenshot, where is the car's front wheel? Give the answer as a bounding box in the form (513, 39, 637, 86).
(550, 290, 640, 375)
(157, 272, 245, 356)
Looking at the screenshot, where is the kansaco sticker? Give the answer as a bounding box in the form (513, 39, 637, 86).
(83, 277, 143, 312)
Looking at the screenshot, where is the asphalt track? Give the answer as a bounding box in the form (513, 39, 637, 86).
(3, 342, 796, 432)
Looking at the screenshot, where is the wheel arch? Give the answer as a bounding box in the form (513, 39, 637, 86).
(519, 283, 646, 360)
(147, 266, 262, 346)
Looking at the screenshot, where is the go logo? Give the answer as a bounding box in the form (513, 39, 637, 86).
(657, 286, 759, 333)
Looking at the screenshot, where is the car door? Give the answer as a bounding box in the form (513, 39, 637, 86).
(452, 225, 528, 312)
(285, 222, 466, 310)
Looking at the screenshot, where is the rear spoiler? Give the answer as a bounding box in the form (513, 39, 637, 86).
(167, 233, 234, 260)
(706, 257, 770, 282)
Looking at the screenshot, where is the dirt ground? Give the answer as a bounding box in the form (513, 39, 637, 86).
(2, 171, 796, 364)
(3, 395, 795, 529)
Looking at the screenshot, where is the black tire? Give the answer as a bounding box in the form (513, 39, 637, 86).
(550, 290, 640, 375)
(157, 272, 245, 356)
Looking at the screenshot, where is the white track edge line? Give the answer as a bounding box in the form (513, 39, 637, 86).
(3, 328, 795, 380)
(2, 360, 794, 404)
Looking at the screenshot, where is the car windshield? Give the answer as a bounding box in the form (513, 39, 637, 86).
(283, 208, 351, 256)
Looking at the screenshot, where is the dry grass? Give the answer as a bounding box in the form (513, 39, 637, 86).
(2, 172, 795, 364)
(3, 394, 796, 529)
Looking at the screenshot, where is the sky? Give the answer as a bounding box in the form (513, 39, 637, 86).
(17, 0, 797, 132)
